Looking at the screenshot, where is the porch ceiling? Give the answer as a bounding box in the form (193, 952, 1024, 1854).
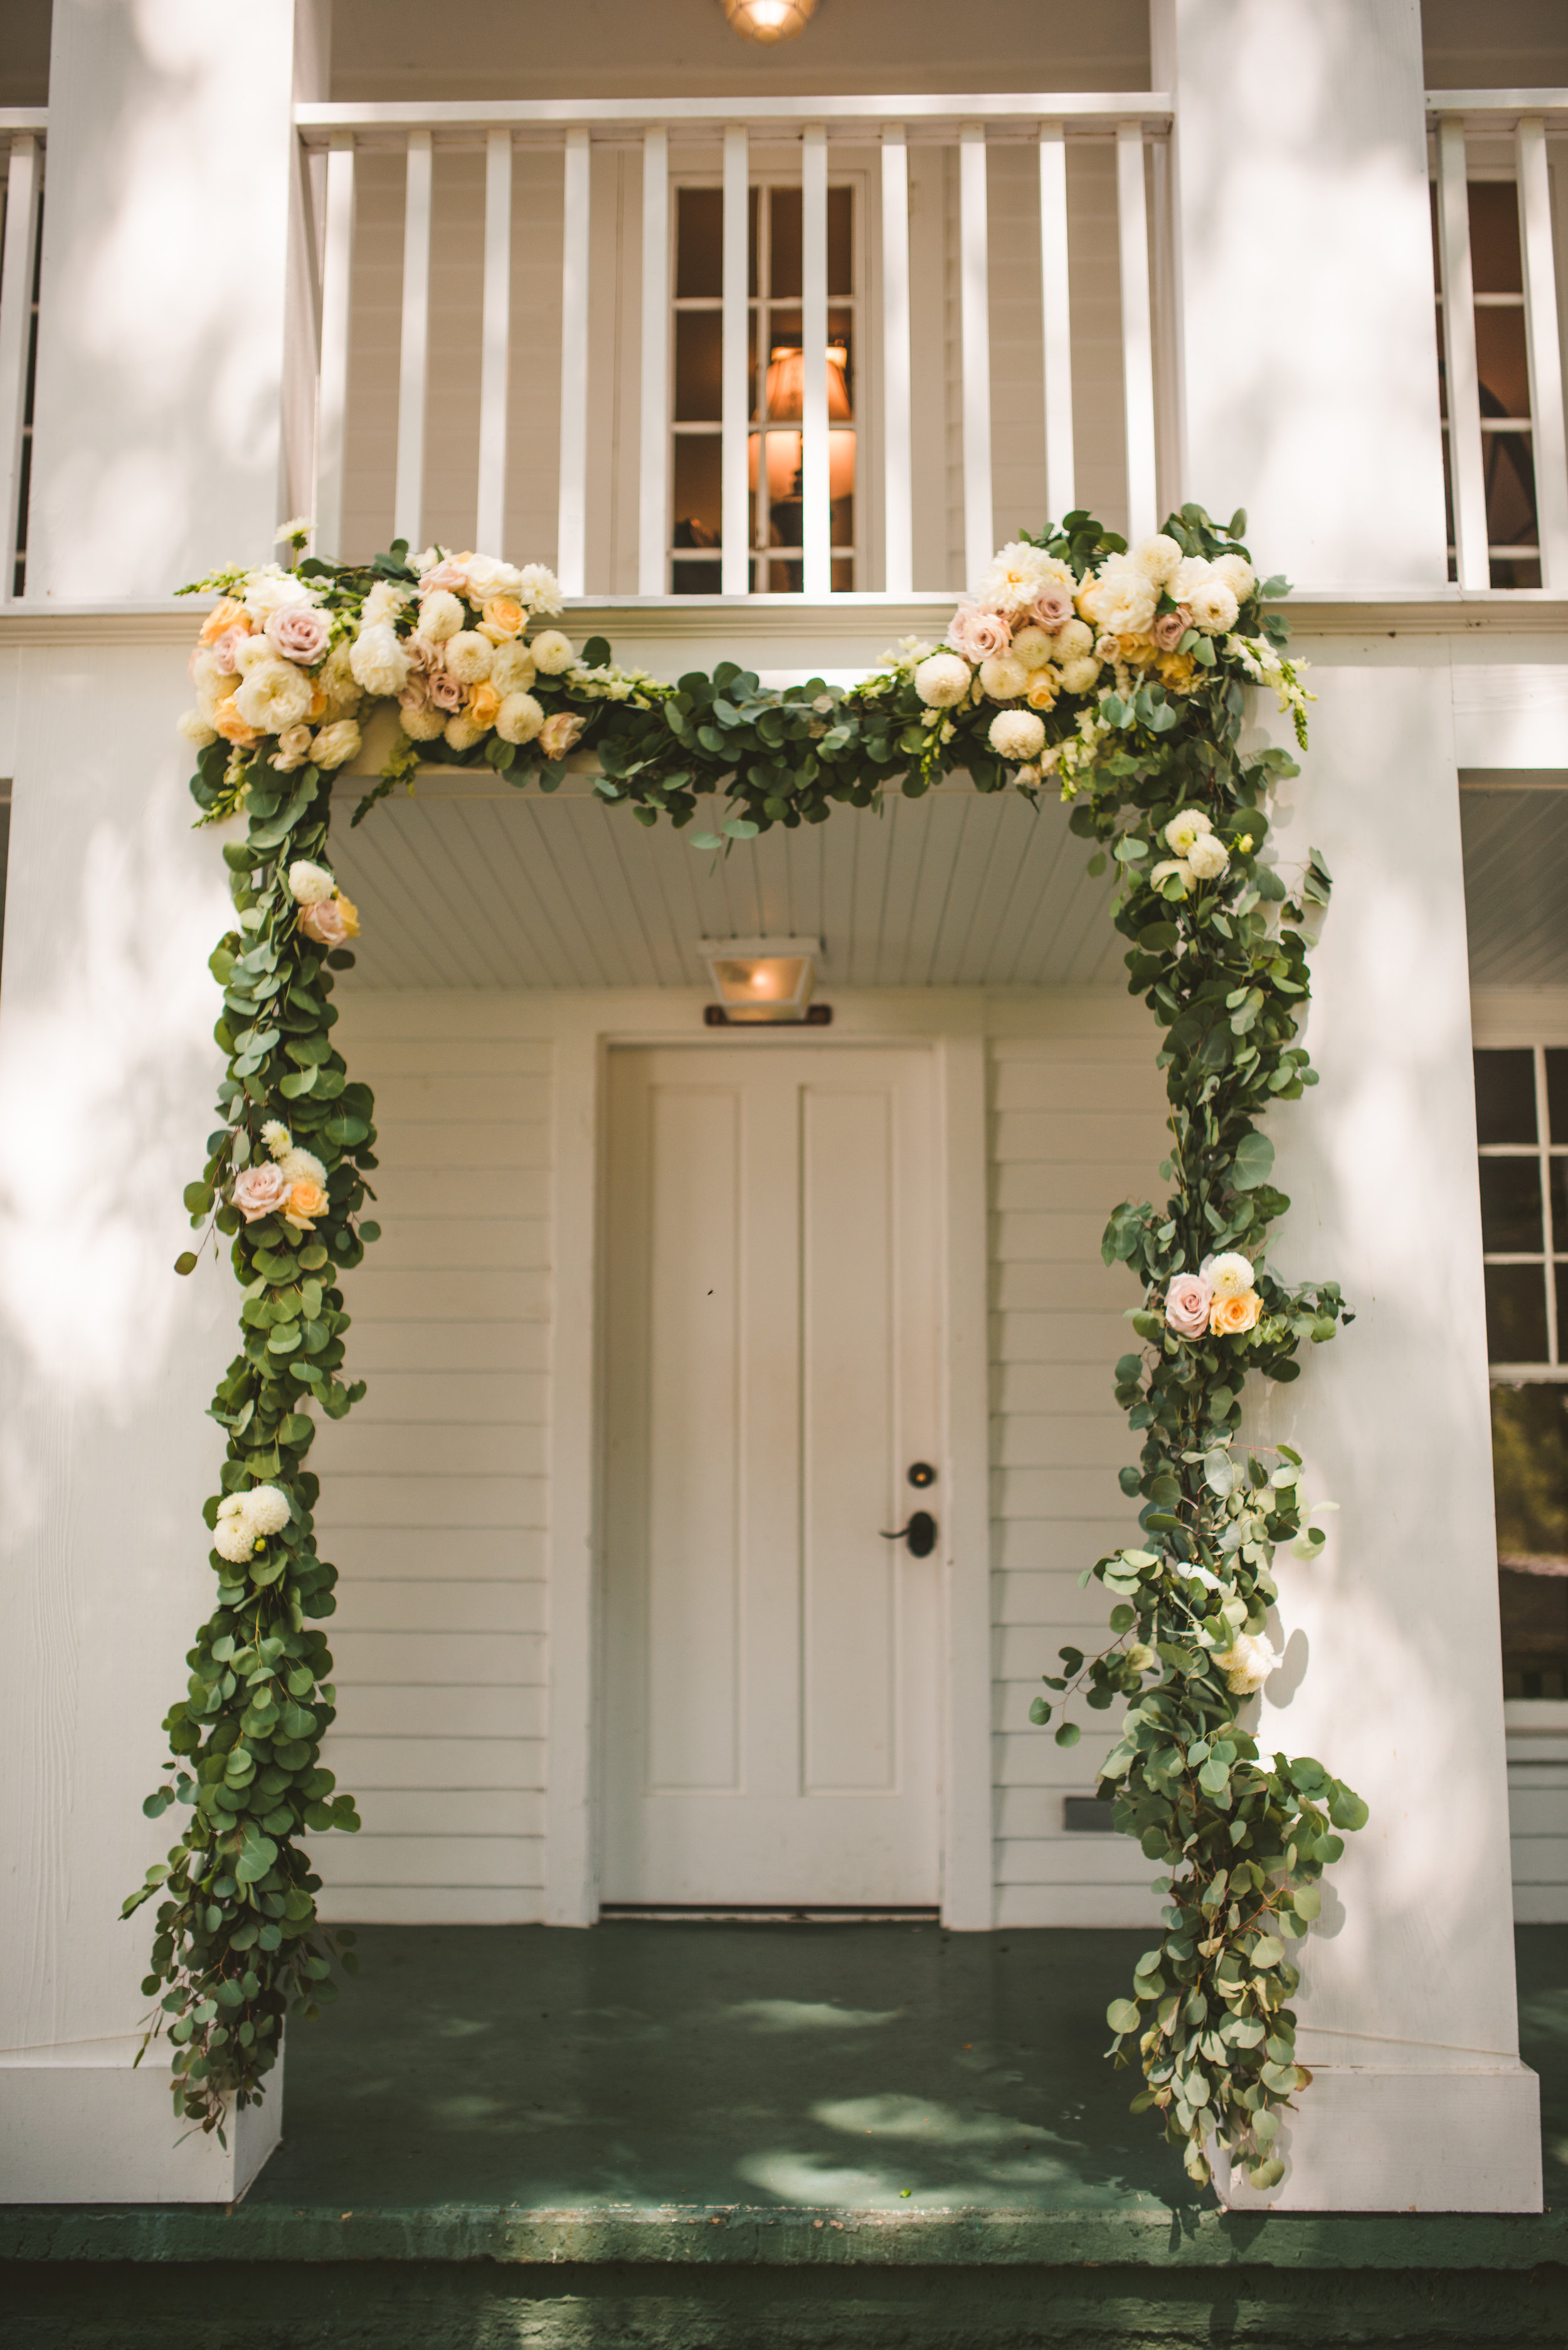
(1461, 779, 1568, 987)
(327, 774, 1123, 992)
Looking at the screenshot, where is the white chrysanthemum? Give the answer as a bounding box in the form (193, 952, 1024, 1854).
(1149, 857, 1194, 896)
(311, 718, 361, 770)
(1188, 579, 1240, 635)
(232, 634, 275, 676)
(974, 540, 1052, 615)
(244, 1485, 292, 1537)
(1203, 1250, 1256, 1300)
(1077, 556, 1158, 638)
(350, 622, 414, 698)
(529, 629, 575, 676)
(1211, 552, 1257, 603)
(278, 1145, 327, 1188)
(241, 564, 322, 620)
(213, 1499, 258, 1564)
(362, 579, 410, 627)
(1056, 654, 1102, 696)
(1216, 1632, 1278, 1696)
(1055, 617, 1094, 658)
(235, 657, 314, 735)
(1187, 831, 1230, 881)
(490, 641, 537, 695)
(1163, 808, 1214, 856)
(443, 630, 494, 683)
(1009, 626, 1055, 674)
(1131, 534, 1184, 585)
(978, 653, 1030, 701)
(288, 859, 336, 906)
(497, 691, 545, 745)
(262, 1120, 291, 1157)
(401, 705, 446, 741)
(913, 652, 971, 708)
(176, 708, 218, 748)
(418, 590, 464, 642)
(988, 709, 1047, 761)
(519, 563, 564, 616)
(462, 554, 524, 599)
(445, 714, 485, 752)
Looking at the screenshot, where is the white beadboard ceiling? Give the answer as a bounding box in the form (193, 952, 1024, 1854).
(327, 774, 1123, 992)
(1461, 781, 1568, 988)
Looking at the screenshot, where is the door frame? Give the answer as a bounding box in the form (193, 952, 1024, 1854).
(541, 988, 994, 1928)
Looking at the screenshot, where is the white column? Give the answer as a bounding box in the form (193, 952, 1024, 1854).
(1153, 0, 1538, 2213)
(25, 0, 322, 598)
(0, 0, 327, 2203)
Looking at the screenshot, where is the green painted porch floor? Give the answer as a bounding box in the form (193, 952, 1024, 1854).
(6, 1923, 1568, 2346)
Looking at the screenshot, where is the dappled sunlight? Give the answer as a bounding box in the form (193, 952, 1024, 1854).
(721, 1999, 904, 2034)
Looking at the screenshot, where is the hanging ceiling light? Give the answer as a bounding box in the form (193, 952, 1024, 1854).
(697, 937, 824, 1024)
(721, 0, 817, 42)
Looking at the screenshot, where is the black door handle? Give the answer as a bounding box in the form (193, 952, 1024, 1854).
(879, 1509, 937, 1558)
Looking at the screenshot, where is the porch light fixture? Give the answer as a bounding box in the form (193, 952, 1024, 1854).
(721, 0, 817, 41)
(698, 937, 825, 1023)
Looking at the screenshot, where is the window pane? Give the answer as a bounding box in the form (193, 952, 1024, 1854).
(676, 188, 722, 299)
(829, 185, 852, 295)
(1480, 1157, 1543, 1253)
(674, 312, 723, 422)
(1552, 1157, 1568, 1246)
(1545, 1050, 1568, 1144)
(672, 436, 722, 549)
(1491, 1383, 1568, 1699)
(1485, 1262, 1549, 1361)
(1475, 1048, 1537, 1144)
(1468, 181, 1523, 296)
(769, 187, 801, 299)
(670, 558, 721, 595)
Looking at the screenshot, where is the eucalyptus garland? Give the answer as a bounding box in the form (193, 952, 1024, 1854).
(134, 502, 1364, 2188)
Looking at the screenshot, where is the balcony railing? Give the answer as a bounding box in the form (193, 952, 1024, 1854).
(0, 114, 45, 599)
(294, 94, 1173, 598)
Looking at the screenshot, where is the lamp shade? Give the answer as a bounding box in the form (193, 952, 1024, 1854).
(721, 0, 817, 40)
(698, 937, 821, 1022)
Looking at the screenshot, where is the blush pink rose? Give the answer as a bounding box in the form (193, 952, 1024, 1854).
(1029, 584, 1075, 629)
(426, 667, 466, 712)
(398, 675, 432, 714)
(538, 711, 585, 759)
(948, 602, 1012, 662)
(265, 604, 333, 664)
(418, 558, 470, 594)
(231, 1164, 290, 1223)
(1152, 605, 1192, 652)
(299, 895, 359, 947)
(211, 625, 252, 674)
(1163, 1272, 1214, 1339)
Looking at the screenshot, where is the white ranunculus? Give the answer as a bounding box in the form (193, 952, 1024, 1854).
(401, 705, 446, 740)
(363, 579, 411, 626)
(462, 554, 524, 599)
(418, 590, 465, 642)
(1055, 654, 1102, 696)
(1211, 552, 1257, 603)
(1163, 808, 1214, 856)
(288, 859, 336, 906)
(1077, 556, 1158, 639)
(443, 630, 494, 683)
(1149, 857, 1194, 896)
(176, 707, 218, 747)
(988, 709, 1047, 761)
(232, 634, 275, 675)
(241, 563, 322, 620)
(311, 718, 362, 770)
(318, 640, 362, 715)
(1187, 831, 1230, 882)
(1187, 577, 1241, 635)
(1203, 1250, 1256, 1300)
(444, 713, 485, 752)
(1009, 625, 1055, 673)
(490, 641, 538, 695)
(1216, 1631, 1278, 1696)
(496, 691, 545, 745)
(350, 622, 415, 698)
(235, 657, 314, 735)
(913, 652, 972, 708)
(1131, 533, 1184, 585)
(529, 629, 575, 675)
(519, 562, 564, 615)
(244, 1485, 292, 1537)
(978, 653, 1030, 701)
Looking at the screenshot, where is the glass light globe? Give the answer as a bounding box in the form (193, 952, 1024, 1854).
(721, 0, 818, 42)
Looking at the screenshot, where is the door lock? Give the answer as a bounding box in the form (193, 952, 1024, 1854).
(880, 1509, 938, 1558)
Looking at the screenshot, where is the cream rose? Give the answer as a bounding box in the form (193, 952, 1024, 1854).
(270, 723, 315, 773)
(241, 565, 322, 620)
(310, 719, 362, 770)
(539, 711, 585, 760)
(235, 659, 314, 734)
(1077, 558, 1158, 639)
(988, 709, 1046, 762)
(350, 623, 414, 698)
(462, 554, 524, 599)
(913, 653, 972, 709)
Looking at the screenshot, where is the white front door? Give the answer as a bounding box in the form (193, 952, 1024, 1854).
(601, 1043, 941, 1905)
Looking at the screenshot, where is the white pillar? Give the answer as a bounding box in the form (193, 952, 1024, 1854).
(1153, 0, 1539, 2210)
(0, 0, 326, 2202)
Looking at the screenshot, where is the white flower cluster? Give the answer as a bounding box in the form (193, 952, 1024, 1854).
(1149, 807, 1231, 896)
(260, 1120, 327, 1188)
(213, 1482, 291, 1566)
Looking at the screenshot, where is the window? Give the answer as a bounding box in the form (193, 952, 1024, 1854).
(1434, 180, 1540, 590)
(670, 179, 858, 593)
(1476, 1045, 1568, 1698)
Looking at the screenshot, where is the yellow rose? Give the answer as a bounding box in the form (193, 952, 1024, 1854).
(1025, 672, 1059, 711)
(1209, 1290, 1261, 1337)
(480, 595, 526, 641)
(284, 1178, 328, 1229)
(468, 681, 502, 729)
(1156, 651, 1197, 691)
(213, 694, 262, 746)
(1116, 632, 1160, 666)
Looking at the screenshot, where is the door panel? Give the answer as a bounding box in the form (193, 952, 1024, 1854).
(601, 1044, 940, 1904)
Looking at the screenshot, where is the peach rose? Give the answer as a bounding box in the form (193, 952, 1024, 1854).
(468, 681, 502, 729)
(199, 596, 252, 648)
(213, 694, 262, 746)
(1029, 583, 1075, 630)
(231, 1163, 290, 1222)
(1025, 672, 1059, 711)
(284, 1177, 329, 1228)
(948, 602, 1012, 662)
(1210, 1290, 1262, 1337)
(1163, 1272, 1213, 1338)
(538, 711, 585, 760)
(480, 595, 526, 641)
(299, 893, 360, 947)
(418, 557, 470, 594)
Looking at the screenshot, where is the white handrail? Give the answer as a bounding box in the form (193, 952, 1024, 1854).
(297, 93, 1173, 136)
(1437, 117, 1491, 590)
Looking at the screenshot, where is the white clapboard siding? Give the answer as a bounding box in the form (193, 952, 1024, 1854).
(987, 1001, 1170, 1926)
(309, 994, 552, 1925)
(1507, 1709, 1568, 1922)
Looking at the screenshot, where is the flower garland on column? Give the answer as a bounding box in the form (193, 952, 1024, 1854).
(140, 506, 1365, 2188)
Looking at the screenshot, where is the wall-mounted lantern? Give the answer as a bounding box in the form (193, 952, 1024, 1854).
(697, 937, 828, 1024)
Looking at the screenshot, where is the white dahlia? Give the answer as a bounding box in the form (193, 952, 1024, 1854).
(529, 629, 575, 676)
(988, 709, 1047, 761)
(913, 653, 972, 708)
(497, 691, 545, 745)
(443, 630, 495, 684)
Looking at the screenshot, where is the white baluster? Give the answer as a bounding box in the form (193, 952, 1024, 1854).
(475, 128, 513, 555)
(802, 122, 830, 597)
(315, 130, 356, 560)
(394, 130, 432, 552)
(0, 132, 40, 600)
(1037, 121, 1076, 525)
(1116, 122, 1157, 546)
(1517, 114, 1568, 591)
(1438, 117, 1488, 590)
(881, 125, 913, 597)
(558, 127, 591, 595)
(721, 124, 750, 596)
(638, 126, 670, 595)
(959, 123, 994, 589)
